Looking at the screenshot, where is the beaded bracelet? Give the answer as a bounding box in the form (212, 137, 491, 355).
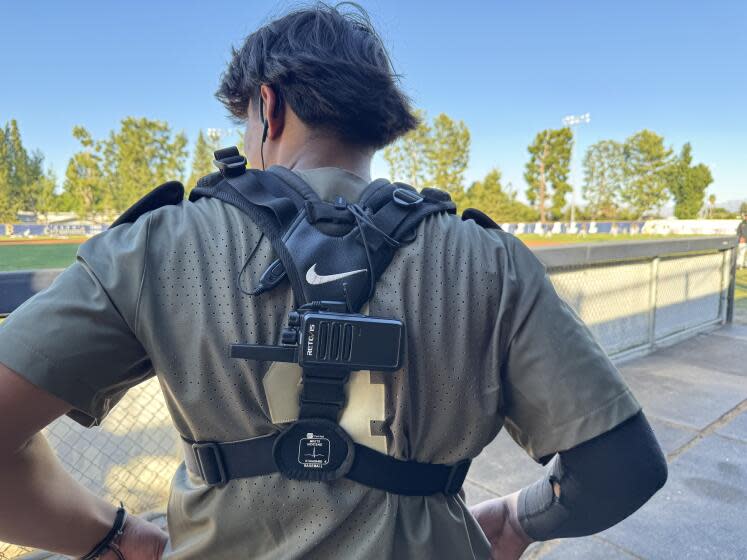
(80, 503, 127, 560)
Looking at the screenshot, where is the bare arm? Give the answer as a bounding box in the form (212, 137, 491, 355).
(0, 361, 123, 556)
(0, 358, 174, 560)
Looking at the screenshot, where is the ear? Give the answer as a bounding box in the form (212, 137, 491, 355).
(259, 84, 284, 140)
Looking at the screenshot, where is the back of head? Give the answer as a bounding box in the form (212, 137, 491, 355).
(216, 2, 418, 150)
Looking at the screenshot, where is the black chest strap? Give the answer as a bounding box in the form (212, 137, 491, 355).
(181, 433, 470, 496)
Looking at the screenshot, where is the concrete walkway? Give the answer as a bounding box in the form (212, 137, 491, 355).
(465, 322, 747, 559)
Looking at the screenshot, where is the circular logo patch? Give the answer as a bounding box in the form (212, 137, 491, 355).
(273, 418, 355, 481)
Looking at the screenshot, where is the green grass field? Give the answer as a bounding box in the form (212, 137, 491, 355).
(0, 243, 80, 272)
(0, 233, 720, 272)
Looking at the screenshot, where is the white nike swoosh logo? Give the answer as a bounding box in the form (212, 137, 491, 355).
(305, 263, 367, 285)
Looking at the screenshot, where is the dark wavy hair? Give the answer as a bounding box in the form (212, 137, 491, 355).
(215, 2, 418, 149)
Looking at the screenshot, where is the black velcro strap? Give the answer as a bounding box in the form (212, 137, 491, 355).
(299, 369, 349, 421)
(223, 173, 299, 229)
(182, 434, 277, 486)
(348, 445, 471, 496)
(366, 185, 456, 247)
(357, 178, 394, 208)
(181, 435, 471, 496)
(365, 191, 422, 251)
(300, 377, 346, 407)
(420, 188, 452, 202)
(305, 201, 356, 225)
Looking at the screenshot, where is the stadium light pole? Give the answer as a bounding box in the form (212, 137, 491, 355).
(206, 127, 242, 145)
(206, 128, 221, 143)
(562, 113, 591, 225)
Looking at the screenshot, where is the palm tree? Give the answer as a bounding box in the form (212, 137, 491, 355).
(708, 194, 716, 218)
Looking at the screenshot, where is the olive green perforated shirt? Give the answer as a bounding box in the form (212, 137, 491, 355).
(0, 166, 640, 559)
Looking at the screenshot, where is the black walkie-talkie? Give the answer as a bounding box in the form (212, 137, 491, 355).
(231, 306, 404, 372)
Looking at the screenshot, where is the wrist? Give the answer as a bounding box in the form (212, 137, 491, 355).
(62, 500, 118, 558)
(79, 502, 127, 560)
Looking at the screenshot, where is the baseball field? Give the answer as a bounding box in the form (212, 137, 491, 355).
(0, 233, 704, 272)
(0, 241, 81, 272)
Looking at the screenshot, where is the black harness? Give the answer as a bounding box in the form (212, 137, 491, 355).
(115, 147, 501, 496)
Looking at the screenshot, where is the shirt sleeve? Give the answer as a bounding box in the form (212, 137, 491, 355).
(0, 216, 154, 427)
(499, 236, 641, 463)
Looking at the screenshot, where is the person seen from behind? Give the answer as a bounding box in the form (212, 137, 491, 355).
(0, 4, 667, 559)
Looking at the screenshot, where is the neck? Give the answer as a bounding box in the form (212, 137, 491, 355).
(274, 134, 373, 182)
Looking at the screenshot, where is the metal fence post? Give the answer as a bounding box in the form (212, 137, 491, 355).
(648, 257, 660, 349)
(725, 247, 737, 324)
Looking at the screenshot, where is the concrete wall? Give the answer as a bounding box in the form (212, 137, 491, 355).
(536, 236, 736, 360)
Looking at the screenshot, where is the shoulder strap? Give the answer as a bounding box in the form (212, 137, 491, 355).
(461, 207, 502, 230)
(357, 178, 397, 207)
(362, 183, 456, 252)
(111, 181, 184, 227)
(191, 148, 459, 308)
(191, 169, 312, 306)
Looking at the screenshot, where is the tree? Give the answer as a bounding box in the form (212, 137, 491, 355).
(382, 110, 470, 204)
(187, 130, 219, 190)
(582, 140, 625, 219)
(524, 128, 573, 223)
(63, 126, 107, 219)
(708, 194, 717, 218)
(667, 143, 713, 219)
(32, 170, 58, 223)
(382, 109, 431, 190)
(620, 130, 673, 218)
(101, 117, 188, 212)
(0, 120, 47, 220)
(16, 151, 45, 213)
(424, 113, 470, 204)
(464, 169, 506, 215)
(711, 207, 736, 219)
(6, 120, 31, 209)
(0, 124, 12, 221)
(739, 201, 747, 216)
(464, 168, 536, 222)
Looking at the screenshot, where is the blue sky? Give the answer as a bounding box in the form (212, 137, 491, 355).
(1, 0, 745, 204)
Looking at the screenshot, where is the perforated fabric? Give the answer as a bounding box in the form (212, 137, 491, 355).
(0, 166, 640, 559)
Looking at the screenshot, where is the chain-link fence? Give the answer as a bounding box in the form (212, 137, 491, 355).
(1, 379, 180, 559)
(0, 236, 737, 559)
(538, 237, 736, 359)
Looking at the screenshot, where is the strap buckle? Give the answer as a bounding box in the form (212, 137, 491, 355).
(192, 442, 228, 486)
(214, 155, 247, 178)
(392, 187, 423, 207)
(443, 459, 471, 495)
(213, 147, 247, 178)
